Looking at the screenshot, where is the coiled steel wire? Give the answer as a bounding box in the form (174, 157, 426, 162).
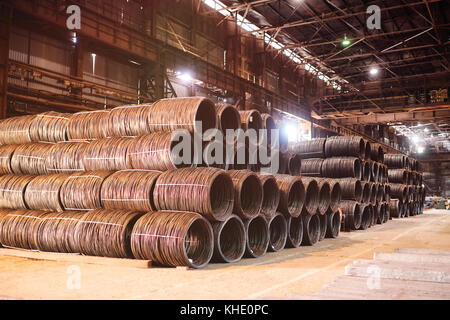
(318, 214, 327, 242)
(325, 136, 365, 159)
(261, 113, 277, 146)
(302, 214, 320, 246)
(364, 140, 371, 160)
(29, 111, 71, 143)
(0, 174, 35, 209)
(339, 200, 361, 231)
(370, 143, 384, 163)
(211, 215, 246, 263)
(24, 174, 70, 211)
(45, 141, 89, 174)
(375, 183, 384, 203)
(322, 157, 362, 179)
(106, 103, 151, 137)
(316, 179, 331, 215)
(361, 181, 371, 204)
(227, 170, 263, 220)
(369, 160, 379, 183)
(256, 173, 280, 219)
(326, 211, 341, 239)
(215, 103, 241, 132)
(299, 177, 320, 215)
(299, 159, 323, 177)
(67, 110, 111, 141)
(369, 182, 377, 204)
(384, 154, 407, 169)
(239, 109, 263, 132)
(244, 215, 269, 258)
(0, 115, 35, 145)
(362, 161, 371, 182)
(289, 138, 326, 159)
(359, 203, 372, 230)
(286, 153, 301, 176)
(100, 170, 162, 211)
(83, 137, 133, 171)
(388, 169, 408, 184)
(267, 212, 287, 252)
(389, 183, 408, 202)
(273, 174, 305, 218)
(338, 178, 362, 202)
(10, 142, 54, 175)
(285, 215, 304, 248)
(0, 145, 17, 174)
(131, 211, 214, 268)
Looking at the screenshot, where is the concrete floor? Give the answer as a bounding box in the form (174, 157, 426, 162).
(0, 209, 449, 300)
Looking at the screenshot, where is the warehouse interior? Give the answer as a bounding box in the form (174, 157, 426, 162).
(0, 0, 449, 301)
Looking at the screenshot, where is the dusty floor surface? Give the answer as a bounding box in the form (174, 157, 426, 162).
(0, 210, 449, 300)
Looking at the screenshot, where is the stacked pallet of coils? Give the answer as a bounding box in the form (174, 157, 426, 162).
(385, 154, 425, 218)
(0, 97, 335, 269)
(290, 137, 393, 234)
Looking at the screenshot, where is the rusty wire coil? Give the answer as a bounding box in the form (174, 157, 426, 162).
(375, 184, 384, 203)
(362, 161, 370, 182)
(83, 137, 133, 171)
(146, 97, 217, 134)
(378, 165, 386, 183)
(385, 202, 391, 221)
(384, 184, 391, 202)
(233, 141, 261, 172)
(59, 171, 112, 210)
(126, 132, 192, 171)
(227, 170, 263, 220)
(267, 212, 287, 252)
(326, 179, 342, 213)
(239, 109, 263, 132)
(276, 150, 289, 174)
(273, 174, 305, 217)
(285, 215, 303, 248)
(29, 111, 71, 143)
(325, 136, 365, 159)
(286, 153, 301, 176)
(100, 170, 162, 211)
(256, 173, 280, 219)
(384, 154, 407, 169)
(370, 143, 384, 163)
(359, 203, 373, 230)
(10, 142, 54, 175)
(289, 138, 326, 159)
(0, 174, 35, 209)
(339, 200, 361, 231)
(211, 215, 246, 263)
(153, 168, 234, 222)
(368, 161, 379, 183)
(131, 211, 214, 268)
(45, 141, 89, 174)
(202, 137, 231, 170)
(0, 209, 47, 250)
(299, 159, 323, 177)
(107, 103, 151, 137)
(326, 211, 341, 239)
(261, 113, 277, 146)
(215, 103, 241, 132)
(322, 157, 362, 179)
(0, 144, 18, 174)
(379, 203, 389, 224)
(24, 174, 70, 211)
(389, 183, 408, 202)
(0, 115, 35, 145)
(67, 110, 111, 141)
(338, 178, 362, 202)
(244, 215, 269, 258)
(369, 182, 377, 204)
(318, 214, 327, 242)
(363, 140, 371, 160)
(316, 179, 331, 215)
(302, 214, 320, 246)
(33, 211, 87, 253)
(72, 209, 143, 258)
(372, 203, 381, 225)
(361, 181, 371, 203)
(388, 169, 408, 184)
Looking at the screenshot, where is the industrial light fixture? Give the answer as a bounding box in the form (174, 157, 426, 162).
(176, 71, 193, 82)
(342, 35, 351, 47)
(417, 146, 425, 154)
(283, 122, 298, 142)
(91, 53, 97, 74)
(369, 67, 379, 75)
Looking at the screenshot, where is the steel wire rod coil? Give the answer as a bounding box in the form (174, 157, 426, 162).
(59, 171, 113, 210)
(322, 157, 362, 179)
(126, 132, 192, 171)
(299, 159, 323, 177)
(24, 174, 70, 211)
(131, 211, 214, 268)
(0, 174, 35, 209)
(83, 137, 133, 171)
(384, 154, 407, 169)
(238, 109, 263, 132)
(299, 177, 320, 216)
(32, 211, 87, 253)
(10, 142, 54, 175)
(389, 183, 408, 202)
(286, 153, 302, 176)
(362, 161, 371, 182)
(380, 202, 389, 223)
(324, 179, 342, 213)
(266, 212, 287, 252)
(375, 184, 384, 203)
(0, 115, 36, 145)
(67, 110, 111, 141)
(385, 202, 391, 221)
(0, 145, 18, 174)
(363, 140, 371, 160)
(326, 211, 341, 239)
(215, 103, 241, 132)
(277, 150, 289, 174)
(0, 209, 47, 250)
(368, 182, 377, 204)
(388, 169, 408, 184)
(153, 167, 234, 222)
(370, 143, 384, 163)
(211, 215, 246, 263)
(72, 209, 143, 258)
(318, 214, 327, 242)
(361, 181, 371, 203)
(325, 136, 365, 159)
(302, 214, 320, 246)
(146, 97, 217, 134)
(227, 170, 263, 220)
(261, 113, 277, 145)
(273, 174, 305, 218)
(338, 178, 362, 202)
(256, 173, 280, 219)
(45, 141, 89, 174)
(100, 170, 162, 211)
(359, 203, 373, 230)
(106, 103, 152, 137)
(368, 160, 379, 183)
(285, 215, 303, 248)
(384, 184, 391, 202)
(379, 165, 386, 183)
(244, 215, 269, 258)
(340, 200, 362, 231)
(288, 138, 326, 159)
(316, 179, 331, 215)
(29, 111, 71, 143)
